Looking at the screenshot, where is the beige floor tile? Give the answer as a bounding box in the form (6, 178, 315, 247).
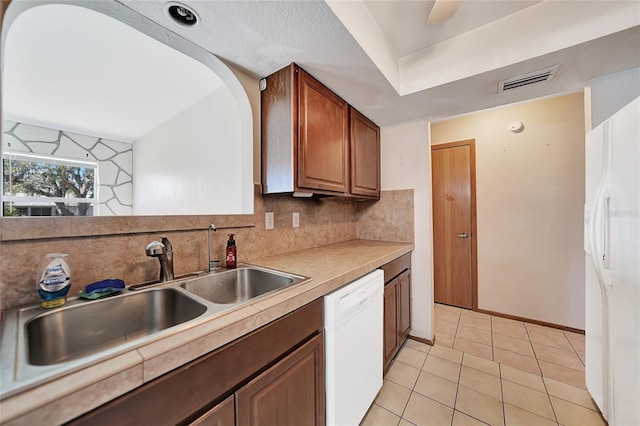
(524, 323, 564, 336)
(374, 379, 412, 416)
(543, 377, 598, 411)
(550, 396, 607, 426)
(532, 343, 584, 371)
(493, 333, 535, 357)
(456, 325, 493, 346)
(455, 386, 504, 426)
(402, 392, 454, 426)
(396, 347, 428, 370)
(567, 338, 585, 356)
(538, 361, 586, 389)
(423, 355, 462, 383)
(454, 337, 493, 360)
(461, 310, 492, 322)
(436, 319, 459, 335)
(462, 353, 500, 377)
(503, 403, 558, 426)
(577, 353, 586, 365)
(459, 315, 492, 332)
(502, 380, 556, 421)
(493, 348, 540, 375)
(500, 365, 545, 392)
(435, 332, 455, 349)
(459, 366, 502, 400)
(414, 371, 458, 408)
(453, 411, 490, 426)
(386, 361, 421, 390)
(492, 323, 530, 341)
(527, 330, 573, 352)
(436, 309, 462, 325)
(492, 316, 525, 329)
(361, 404, 401, 426)
(436, 303, 462, 314)
(404, 339, 431, 354)
(563, 331, 585, 344)
(429, 344, 464, 363)
(398, 420, 415, 426)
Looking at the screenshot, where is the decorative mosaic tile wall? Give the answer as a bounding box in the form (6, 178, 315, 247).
(2, 120, 133, 215)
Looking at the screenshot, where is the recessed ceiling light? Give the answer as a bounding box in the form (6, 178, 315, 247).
(165, 2, 199, 27)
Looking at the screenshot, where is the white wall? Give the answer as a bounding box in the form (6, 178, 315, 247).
(589, 67, 640, 129)
(380, 118, 434, 341)
(431, 93, 586, 329)
(133, 87, 243, 215)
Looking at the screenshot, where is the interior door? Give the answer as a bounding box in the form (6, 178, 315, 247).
(431, 140, 477, 309)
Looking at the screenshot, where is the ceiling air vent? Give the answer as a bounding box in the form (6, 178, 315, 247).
(498, 65, 559, 93)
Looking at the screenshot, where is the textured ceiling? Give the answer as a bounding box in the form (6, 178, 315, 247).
(363, 0, 541, 58)
(5, 0, 639, 130)
(118, 0, 640, 125)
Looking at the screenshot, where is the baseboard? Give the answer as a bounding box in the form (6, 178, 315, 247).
(476, 308, 585, 334)
(408, 335, 434, 346)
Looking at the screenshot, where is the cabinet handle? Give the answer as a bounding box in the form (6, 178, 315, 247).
(457, 232, 469, 238)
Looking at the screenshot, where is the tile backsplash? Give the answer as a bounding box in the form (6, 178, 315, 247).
(0, 187, 414, 311)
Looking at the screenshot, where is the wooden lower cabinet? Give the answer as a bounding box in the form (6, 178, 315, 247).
(398, 270, 411, 342)
(382, 254, 412, 371)
(383, 282, 398, 367)
(236, 333, 324, 426)
(190, 395, 235, 426)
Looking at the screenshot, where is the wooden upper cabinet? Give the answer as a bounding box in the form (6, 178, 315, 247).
(261, 63, 379, 199)
(297, 69, 349, 193)
(350, 108, 380, 198)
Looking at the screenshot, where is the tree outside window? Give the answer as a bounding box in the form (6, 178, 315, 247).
(2, 153, 95, 216)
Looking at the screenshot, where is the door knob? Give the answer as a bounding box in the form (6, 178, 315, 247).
(457, 232, 469, 238)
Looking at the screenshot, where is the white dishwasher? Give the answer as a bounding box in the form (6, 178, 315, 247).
(324, 269, 384, 426)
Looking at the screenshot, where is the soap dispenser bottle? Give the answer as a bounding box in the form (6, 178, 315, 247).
(225, 234, 237, 269)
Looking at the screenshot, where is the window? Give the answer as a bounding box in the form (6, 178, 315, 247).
(2, 152, 96, 217)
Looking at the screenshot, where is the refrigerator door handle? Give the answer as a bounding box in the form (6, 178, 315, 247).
(590, 121, 614, 288)
(586, 119, 616, 424)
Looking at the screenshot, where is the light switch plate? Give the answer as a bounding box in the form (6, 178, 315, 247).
(293, 212, 300, 228)
(265, 212, 274, 230)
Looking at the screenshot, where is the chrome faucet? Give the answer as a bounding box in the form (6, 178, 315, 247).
(145, 236, 174, 282)
(207, 224, 220, 272)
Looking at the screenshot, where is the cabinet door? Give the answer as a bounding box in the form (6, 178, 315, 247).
(297, 69, 349, 193)
(397, 271, 411, 342)
(350, 108, 380, 198)
(236, 333, 325, 426)
(190, 395, 235, 426)
(384, 281, 398, 368)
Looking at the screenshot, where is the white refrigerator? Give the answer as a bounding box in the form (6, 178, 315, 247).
(584, 95, 639, 426)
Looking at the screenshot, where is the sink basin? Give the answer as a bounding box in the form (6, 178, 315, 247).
(0, 264, 309, 398)
(180, 267, 303, 304)
(25, 288, 207, 365)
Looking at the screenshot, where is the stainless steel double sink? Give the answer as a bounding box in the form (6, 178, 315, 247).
(0, 265, 309, 397)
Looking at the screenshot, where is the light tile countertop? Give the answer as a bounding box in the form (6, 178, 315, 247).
(0, 239, 413, 425)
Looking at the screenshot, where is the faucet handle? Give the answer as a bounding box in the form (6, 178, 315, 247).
(145, 241, 165, 257)
(160, 236, 173, 252)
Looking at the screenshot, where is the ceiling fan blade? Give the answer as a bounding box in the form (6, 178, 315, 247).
(426, 0, 461, 25)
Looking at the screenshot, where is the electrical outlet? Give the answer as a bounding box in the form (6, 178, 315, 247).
(293, 212, 300, 228)
(265, 212, 274, 230)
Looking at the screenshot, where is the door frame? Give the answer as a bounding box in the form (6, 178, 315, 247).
(431, 139, 479, 310)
